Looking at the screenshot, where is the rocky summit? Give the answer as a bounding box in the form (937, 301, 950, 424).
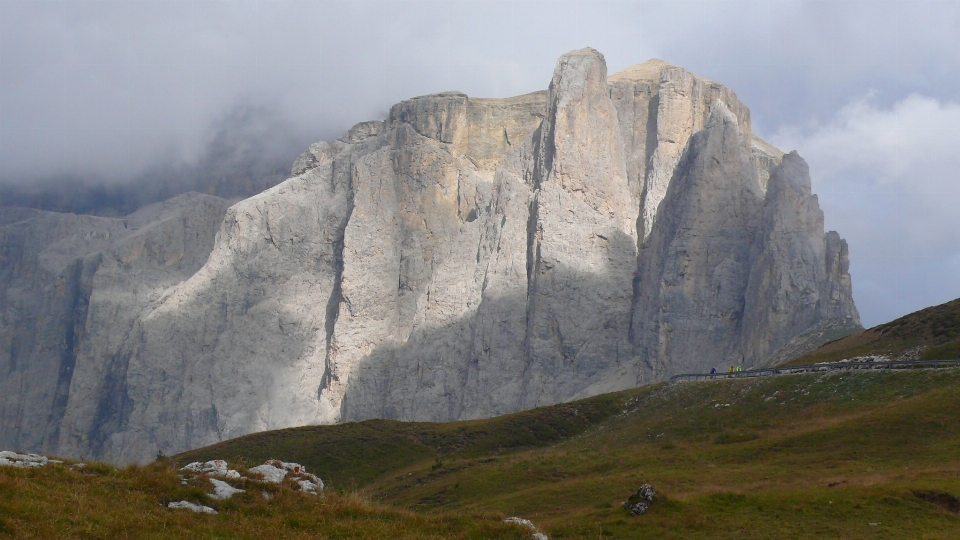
(0, 48, 859, 463)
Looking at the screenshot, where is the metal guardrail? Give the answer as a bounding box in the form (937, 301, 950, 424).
(670, 359, 960, 382)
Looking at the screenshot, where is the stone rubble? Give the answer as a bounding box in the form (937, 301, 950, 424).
(0, 451, 63, 468)
(621, 484, 657, 516)
(180, 458, 323, 496)
(816, 355, 891, 365)
(0, 450, 321, 515)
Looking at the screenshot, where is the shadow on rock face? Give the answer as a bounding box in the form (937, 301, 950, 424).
(341, 250, 654, 424)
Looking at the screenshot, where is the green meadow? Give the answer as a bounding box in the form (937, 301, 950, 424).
(3, 368, 959, 538)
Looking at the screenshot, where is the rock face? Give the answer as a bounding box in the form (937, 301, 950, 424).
(0, 48, 859, 463)
(630, 103, 859, 375)
(0, 194, 231, 456)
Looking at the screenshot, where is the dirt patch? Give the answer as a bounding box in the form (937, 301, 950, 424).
(913, 490, 960, 513)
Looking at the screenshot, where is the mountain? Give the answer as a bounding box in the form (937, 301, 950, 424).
(0, 48, 859, 463)
(0, 194, 232, 457)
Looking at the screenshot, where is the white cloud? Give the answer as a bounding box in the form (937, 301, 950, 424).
(2, 0, 958, 326)
(769, 95, 960, 326)
(774, 95, 960, 184)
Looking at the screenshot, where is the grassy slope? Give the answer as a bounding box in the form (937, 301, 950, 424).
(173, 369, 960, 539)
(176, 396, 624, 490)
(0, 461, 526, 539)
(784, 297, 960, 366)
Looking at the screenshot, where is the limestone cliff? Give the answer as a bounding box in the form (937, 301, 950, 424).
(0, 194, 231, 456)
(0, 48, 859, 463)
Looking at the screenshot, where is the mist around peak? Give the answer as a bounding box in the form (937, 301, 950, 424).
(0, 104, 313, 217)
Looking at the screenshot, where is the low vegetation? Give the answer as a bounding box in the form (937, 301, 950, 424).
(4, 368, 959, 538)
(176, 396, 625, 489)
(186, 368, 960, 538)
(0, 459, 525, 539)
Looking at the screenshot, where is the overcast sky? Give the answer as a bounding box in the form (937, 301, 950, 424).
(1, 0, 958, 327)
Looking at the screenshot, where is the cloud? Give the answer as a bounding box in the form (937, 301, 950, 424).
(2, 0, 959, 325)
(4, 1, 959, 184)
(769, 94, 960, 326)
(0, 103, 300, 216)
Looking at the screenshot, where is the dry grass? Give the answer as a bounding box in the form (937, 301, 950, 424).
(207, 369, 960, 539)
(6, 369, 960, 538)
(0, 460, 526, 539)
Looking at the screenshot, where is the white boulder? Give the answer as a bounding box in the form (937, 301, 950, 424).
(167, 500, 217, 514)
(208, 478, 245, 500)
(180, 460, 241, 478)
(248, 463, 287, 484)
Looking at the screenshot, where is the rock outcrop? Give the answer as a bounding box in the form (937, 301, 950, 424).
(0, 48, 859, 463)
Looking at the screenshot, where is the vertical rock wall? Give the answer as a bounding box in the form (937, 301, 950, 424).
(0, 48, 860, 463)
(0, 195, 230, 456)
(740, 154, 860, 364)
(631, 101, 765, 374)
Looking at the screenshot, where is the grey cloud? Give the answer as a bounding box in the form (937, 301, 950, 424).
(636, 1, 960, 133)
(0, 103, 301, 215)
(770, 94, 960, 326)
(2, 0, 959, 326)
